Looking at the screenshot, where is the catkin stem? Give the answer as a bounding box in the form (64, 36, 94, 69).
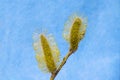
(50, 49, 74, 80)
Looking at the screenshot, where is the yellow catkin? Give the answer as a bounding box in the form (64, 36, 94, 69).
(70, 18, 82, 52)
(40, 34, 57, 73)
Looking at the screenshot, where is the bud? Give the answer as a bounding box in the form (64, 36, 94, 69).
(33, 32, 60, 73)
(63, 14, 87, 52)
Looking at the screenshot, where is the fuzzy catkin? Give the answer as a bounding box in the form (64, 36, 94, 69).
(40, 34, 57, 73)
(70, 18, 82, 52)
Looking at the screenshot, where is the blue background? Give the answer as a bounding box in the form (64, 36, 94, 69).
(0, 0, 120, 80)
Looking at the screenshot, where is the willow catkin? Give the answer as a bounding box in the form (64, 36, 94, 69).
(70, 18, 82, 52)
(33, 32, 60, 73)
(63, 15, 87, 52)
(40, 34, 57, 73)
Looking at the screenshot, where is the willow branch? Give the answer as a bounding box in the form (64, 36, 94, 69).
(50, 49, 74, 80)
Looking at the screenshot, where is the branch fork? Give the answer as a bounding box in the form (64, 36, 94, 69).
(50, 49, 74, 80)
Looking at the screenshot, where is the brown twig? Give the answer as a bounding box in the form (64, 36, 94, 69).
(50, 49, 74, 80)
